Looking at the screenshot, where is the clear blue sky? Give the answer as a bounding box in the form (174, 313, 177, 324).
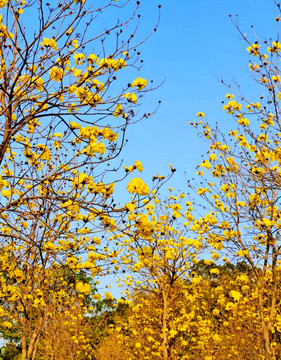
(94, 0, 280, 296)
(114, 0, 279, 200)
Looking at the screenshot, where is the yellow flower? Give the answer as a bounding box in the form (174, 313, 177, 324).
(0, 176, 8, 190)
(209, 153, 217, 161)
(223, 100, 241, 114)
(213, 334, 222, 342)
(172, 210, 181, 218)
(0, 0, 7, 8)
(35, 77, 44, 91)
(123, 92, 137, 104)
(170, 329, 178, 337)
(53, 132, 62, 138)
(45, 241, 57, 252)
(73, 53, 85, 65)
(66, 27, 74, 36)
(127, 178, 149, 195)
(69, 121, 81, 129)
(134, 160, 144, 172)
(1, 189, 12, 197)
(197, 187, 209, 195)
(113, 104, 123, 117)
(49, 67, 64, 81)
(2, 321, 12, 328)
(247, 43, 261, 56)
(268, 41, 281, 53)
(76, 281, 91, 295)
(72, 39, 79, 49)
(213, 308, 220, 316)
(49, 38, 57, 50)
(229, 290, 242, 302)
(237, 116, 249, 126)
(131, 77, 147, 90)
(210, 268, 220, 275)
(104, 291, 113, 300)
(41, 38, 57, 50)
(92, 294, 102, 300)
(87, 53, 99, 64)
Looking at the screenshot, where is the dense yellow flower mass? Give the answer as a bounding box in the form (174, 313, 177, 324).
(127, 178, 149, 195)
(49, 66, 64, 81)
(131, 77, 148, 90)
(76, 281, 92, 295)
(0, 0, 7, 8)
(2, 0, 281, 359)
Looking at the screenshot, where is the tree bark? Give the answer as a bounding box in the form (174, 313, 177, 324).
(22, 334, 27, 360)
(27, 315, 43, 360)
(162, 287, 169, 360)
(258, 277, 272, 360)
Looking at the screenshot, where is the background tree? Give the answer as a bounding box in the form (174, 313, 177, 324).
(107, 190, 203, 360)
(99, 258, 268, 360)
(189, 8, 281, 359)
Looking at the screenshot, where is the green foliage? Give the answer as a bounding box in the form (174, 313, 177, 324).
(0, 343, 21, 360)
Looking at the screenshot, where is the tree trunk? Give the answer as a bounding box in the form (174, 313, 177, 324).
(258, 278, 272, 360)
(22, 334, 27, 360)
(27, 315, 43, 360)
(162, 287, 169, 360)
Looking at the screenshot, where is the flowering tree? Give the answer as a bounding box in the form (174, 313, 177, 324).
(189, 9, 281, 360)
(109, 191, 203, 359)
(100, 258, 267, 360)
(0, 0, 162, 358)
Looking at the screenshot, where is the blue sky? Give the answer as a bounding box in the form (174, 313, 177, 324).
(115, 0, 279, 200)
(94, 0, 281, 296)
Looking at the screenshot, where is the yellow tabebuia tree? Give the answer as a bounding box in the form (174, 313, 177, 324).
(100, 260, 270, 360)
(0, 0, 160, 358)
(190, 11, 281, 360)
(109, 191, 204, 360)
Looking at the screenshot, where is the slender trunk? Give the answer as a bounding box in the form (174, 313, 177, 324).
(22, 334, 27, 360)
(162, 287, 169, 360)
(31, 332, 40, 360)
(27, 315, 43, 360)
(257, 277, 272, 360)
